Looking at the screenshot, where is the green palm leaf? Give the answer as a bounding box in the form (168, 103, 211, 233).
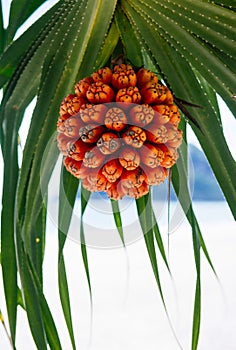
(58, 165, 79, 350)
(0, 2, 4, 53)
(0, 1, 62, 87)
(6, 0, 48, 44)
(111, 199, 125, 245)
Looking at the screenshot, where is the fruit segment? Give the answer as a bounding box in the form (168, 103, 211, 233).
(66, 139, 88, 161)
(86, 82, 115, 104)
(80, 104, 107, 124)
(104, 107, 127, 132)
(116, 86, 141, 104)
(141, 83, 174, 105)
(60, 94, 86, 116)
(122, 126, 146, 148)
(102, 159, 123, 183)
(140, 143, 165, 168)
(97, 132, 121, 155)
(64, 115, 84, 138)
(146, 124, 168, 144)
(83, 147, 105, 168)
(79, 124, 105, 143)
(130, 104, 154, 126)
(119, 148, 140, 170)
(112, 65, 137, 89)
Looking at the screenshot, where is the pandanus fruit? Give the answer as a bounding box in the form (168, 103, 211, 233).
(57, 64, 182, 199)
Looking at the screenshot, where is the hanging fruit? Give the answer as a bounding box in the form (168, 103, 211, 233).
(57, 64, 183, 199)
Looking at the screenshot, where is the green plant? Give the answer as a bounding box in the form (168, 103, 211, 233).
(0, 1, 235, 349)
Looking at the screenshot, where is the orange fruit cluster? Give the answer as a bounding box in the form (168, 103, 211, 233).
(57, 64, 182, 200)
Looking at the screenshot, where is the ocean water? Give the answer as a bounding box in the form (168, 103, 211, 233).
(0, 201, 235, 350)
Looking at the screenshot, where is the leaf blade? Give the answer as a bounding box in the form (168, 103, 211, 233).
(111, 199, 125, 246)
(6, 0, 48, 44)
(58, 165, 80, 350)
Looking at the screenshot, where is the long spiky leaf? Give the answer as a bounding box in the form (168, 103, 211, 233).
(80, 186, 92, 296)
(58, 165, 80, 350)
(136, 193, 183, 349)
(111, 199, 125, 246)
